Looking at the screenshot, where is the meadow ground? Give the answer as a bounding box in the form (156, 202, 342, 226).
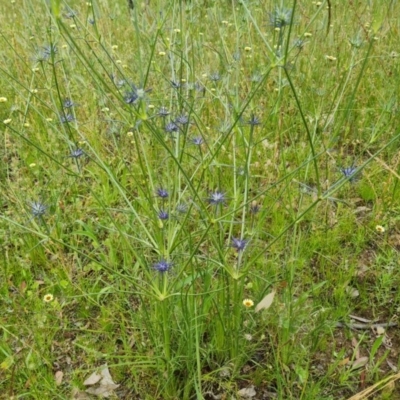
(1, 0, 400, 399)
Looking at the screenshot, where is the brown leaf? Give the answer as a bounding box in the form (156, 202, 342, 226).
(55, 370, 63, 386)
(84, 364, 119, 398)
(255, 291, 276, 313)
(351, 356, 368, 370)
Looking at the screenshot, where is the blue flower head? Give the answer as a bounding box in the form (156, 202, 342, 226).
(269, 7, 293, 28)
(192, 137, 204, 146)
(157, 188, 169, 199)
(158, 210, 169, 220)
(30, 201, 47, 218)
(158, 107, 170, 117)
(248, 114, 261, 126)
(69, 148, 84, 158)
(175, 114, 189, 125)
(341, 166, 359, 182)
(208, 191, 226, 206)
(63, 98, 76, 108)
(231, 237, 248, 252)
(165, 122, 179, 133)
(60, 113, 75, 123)
(154, 259, 173, 273)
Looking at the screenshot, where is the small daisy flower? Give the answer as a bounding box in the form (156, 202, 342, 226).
(375, 225, 385, 233)
(243, 299, 254, 308)
(43, 293, 54, 302)
(244, 333, 253, 341)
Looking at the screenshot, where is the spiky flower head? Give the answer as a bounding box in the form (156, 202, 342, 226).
(60, 113, 75, 123)
(208, 191, 226, 206)
(158, 210, 169, 220)
(153, 259, 173, 273)
(248, 114, 261, 126)
(157, 188, 169, 198)
(69, 148, 84, 158)
(30, 201, 47, 217)
(269, 7, 293, 28)
(165, 122, 179, 133)
(158, 107, 170, 117)
(175, 114, 189, 125)
(192, 136, 204, 146)
(63, 98, 76, 108)
(231, 237, 248, 252)
(341, 166, 359, 182)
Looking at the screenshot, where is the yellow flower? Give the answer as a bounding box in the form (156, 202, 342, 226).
(304, 32, 312, 38)
(244, 46, 252, 52)
(43, 294, 54, 303)
(243, 299, 254, 308)
(158, 51, 166, 56)
(375, 225, 385, 233)
(0, 97, 7, 102)
(3, 119, 11, 124)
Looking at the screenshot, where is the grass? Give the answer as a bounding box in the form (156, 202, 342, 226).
(1, 0, 400, 399)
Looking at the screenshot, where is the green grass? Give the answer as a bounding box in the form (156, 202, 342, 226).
(1, 0, 400, 399)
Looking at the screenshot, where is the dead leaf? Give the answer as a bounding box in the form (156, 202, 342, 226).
(338, 357, 349, 366)
(71, 387, 91, 399)
(351, 356, 368, 370)
(83, 371, 102, 386)
(237, 385, 256, 398)
(255, 290, 276, 313)
(345, 286, 359, 298)
(387, 360, 398, 372)
(55, 371, 63, 386)
(84, 364, 119, 398)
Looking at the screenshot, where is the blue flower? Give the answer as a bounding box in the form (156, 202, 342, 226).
(125, 89, 138, 104)
(175, 114, 189, 125)
(60, 113, 75, 123)
(209, 72, 221, 82)
(208, 191, 226, 205)
(158, 107, 170, 117)
(158, 210, 169, 220)
(165, 122, 179, 133)
(248, 114, 261, 126)
(157, 188, 169, 198)
(231, 237, 248, 252)
(170, 80, 181, 89)
(63, 98, 76, 108)
(30, 201, 47, 218)
(192, 137, 204, 146)
(176, 203, 188, 213)
(341, 166, 359, 182)
(154, 259, 173, 273)
(69, 148, 84, 158)
(269, 7, 293, 28)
